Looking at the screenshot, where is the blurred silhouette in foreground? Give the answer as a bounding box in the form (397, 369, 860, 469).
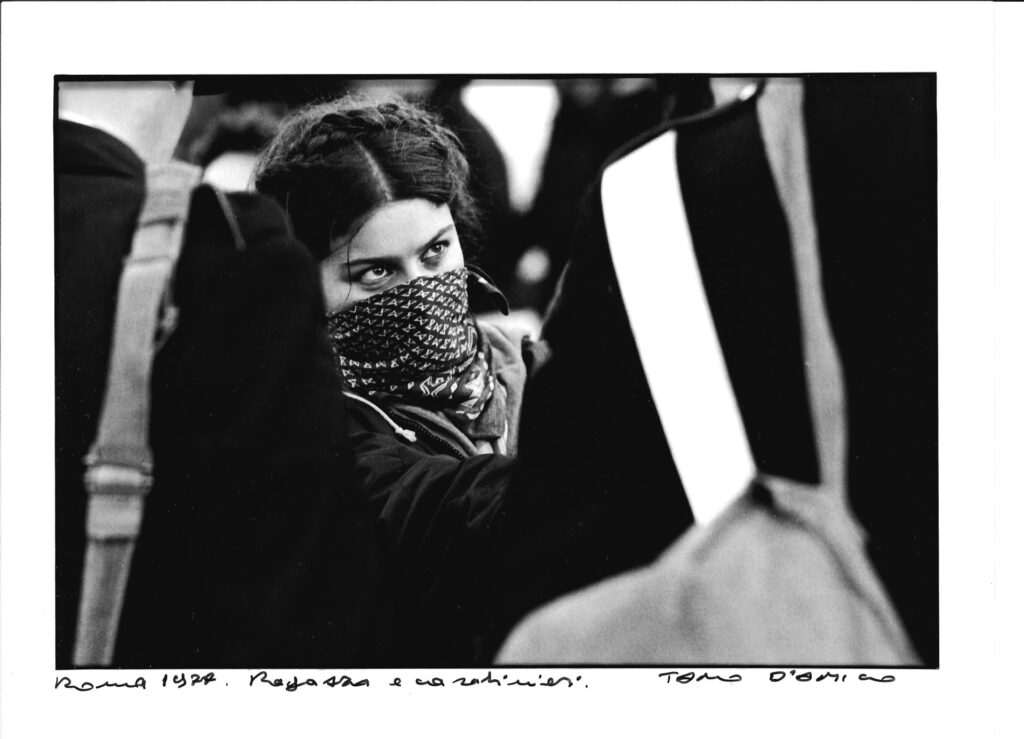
(495, 76, 934, 666)
(56, 80, 397, 668)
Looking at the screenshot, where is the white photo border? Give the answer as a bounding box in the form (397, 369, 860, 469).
(2, 2, 1017, 737)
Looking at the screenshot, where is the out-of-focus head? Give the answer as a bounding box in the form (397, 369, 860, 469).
(654, 76, 716, 118)
(58, 80, 195, 164)
(186, 101, 288, 191)
(553, 78, 613, 107)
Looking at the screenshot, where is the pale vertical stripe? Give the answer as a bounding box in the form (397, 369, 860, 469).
(756, 79, 848, 497)
(602, 131, 754, 525)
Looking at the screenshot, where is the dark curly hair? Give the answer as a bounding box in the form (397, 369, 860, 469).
(253, 95, 481, 260)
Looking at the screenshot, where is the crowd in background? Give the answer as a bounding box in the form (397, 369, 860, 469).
(177, 76, 721, 324)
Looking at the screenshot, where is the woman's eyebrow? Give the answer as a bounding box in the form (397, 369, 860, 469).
(343, 255, 399, 269)
(418, 224, 454, 251)
(342, 224, 455, 271)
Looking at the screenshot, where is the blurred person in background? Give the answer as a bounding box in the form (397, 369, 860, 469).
(187, 100, 289, 191)
(56, 79, 397, 667)
(174, 76, 353, 163)
(253, 96, 548, 665)
(183, 77, 533, 313)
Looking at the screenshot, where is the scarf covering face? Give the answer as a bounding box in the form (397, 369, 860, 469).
(326, 268, 495, 421)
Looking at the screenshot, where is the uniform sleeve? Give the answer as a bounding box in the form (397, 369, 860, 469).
(488, 189, 695, 656)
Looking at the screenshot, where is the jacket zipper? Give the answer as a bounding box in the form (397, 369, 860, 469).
(342, 391, 467, 458)
(342, 392, 418, 443)
(394, 415, 468, 459)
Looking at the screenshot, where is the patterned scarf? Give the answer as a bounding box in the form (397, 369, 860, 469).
(325, 268, 495, 421)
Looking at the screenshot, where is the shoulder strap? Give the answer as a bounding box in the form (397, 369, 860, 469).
(754, 78, 848, 500)
(602, 130, 755, 525)
(72, 161, 202, 667)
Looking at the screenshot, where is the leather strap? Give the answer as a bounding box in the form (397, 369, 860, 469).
(73, 161, 202, 667)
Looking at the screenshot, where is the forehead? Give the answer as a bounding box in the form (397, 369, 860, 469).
(342, 199, 455, 259)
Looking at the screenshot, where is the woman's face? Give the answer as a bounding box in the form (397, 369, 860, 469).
(320, 198, 465, 314)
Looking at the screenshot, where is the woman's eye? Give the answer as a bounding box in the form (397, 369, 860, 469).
(357, 266, 392, 287)
(423, 241, 449, 261)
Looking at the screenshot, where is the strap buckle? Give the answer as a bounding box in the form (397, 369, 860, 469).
(83, 463, 153, 540)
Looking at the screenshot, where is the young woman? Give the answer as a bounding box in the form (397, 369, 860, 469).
(253, 97, 542, 665)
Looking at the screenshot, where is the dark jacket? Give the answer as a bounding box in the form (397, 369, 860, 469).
(490, 175, 697, 653)
(338, 318, 538, 666)
(343, 394, 513, 666)
(56, 120, 399, 668)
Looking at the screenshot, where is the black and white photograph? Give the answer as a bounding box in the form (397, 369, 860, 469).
(2, 3, 1021, 739)
(52, 73, 937, 670)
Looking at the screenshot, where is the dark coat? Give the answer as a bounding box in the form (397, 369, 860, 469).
(492, 76, 937, 666)
(341, 378, 516, 666)
(56, 120, 399, 668)
(489, 173, 697, 655)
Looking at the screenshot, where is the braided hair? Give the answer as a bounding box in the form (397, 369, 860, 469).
(253, 95, 481, 260)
